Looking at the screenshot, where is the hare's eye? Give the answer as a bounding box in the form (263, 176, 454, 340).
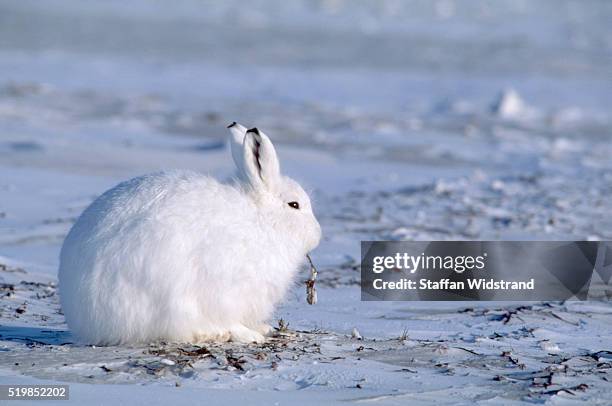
(288, 201, 300, 210)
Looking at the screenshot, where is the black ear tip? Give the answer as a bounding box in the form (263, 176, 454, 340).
(247, 127, 260, 135)
(227, 121, 237, 128)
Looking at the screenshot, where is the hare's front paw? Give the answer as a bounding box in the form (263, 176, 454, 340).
(229, 325, 265, 344)
(254, 323, 273, 336)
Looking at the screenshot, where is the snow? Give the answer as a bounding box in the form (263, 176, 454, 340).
(1, 0, 612, 404)
(490, 89, 531, 120)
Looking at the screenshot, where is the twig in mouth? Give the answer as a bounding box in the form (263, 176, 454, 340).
(305, 254, 318, 305)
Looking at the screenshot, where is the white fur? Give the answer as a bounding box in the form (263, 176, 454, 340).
(58, 124, 321, 345)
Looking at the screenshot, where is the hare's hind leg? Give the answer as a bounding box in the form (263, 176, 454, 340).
(192, 330, 231, 343)
(229, 325, 265, 344)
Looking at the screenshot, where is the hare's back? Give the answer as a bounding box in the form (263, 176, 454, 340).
(64, 170, 249, 254)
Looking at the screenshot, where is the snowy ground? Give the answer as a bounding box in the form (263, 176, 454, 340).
(1, 1, 612, 404)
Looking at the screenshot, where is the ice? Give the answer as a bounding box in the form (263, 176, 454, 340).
(490, 88, 529, 119)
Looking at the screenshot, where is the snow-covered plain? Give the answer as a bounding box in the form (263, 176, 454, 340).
(1, 1, 611, 404)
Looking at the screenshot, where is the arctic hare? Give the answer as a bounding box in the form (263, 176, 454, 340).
(58, 123, 321, 345)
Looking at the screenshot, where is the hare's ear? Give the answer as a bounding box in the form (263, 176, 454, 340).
(227, 122, 248, 176)
(243, 127, 281, 192)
